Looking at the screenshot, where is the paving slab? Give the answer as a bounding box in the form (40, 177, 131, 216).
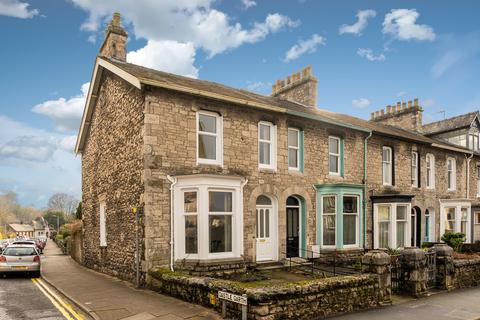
(41, 242, 221, 320)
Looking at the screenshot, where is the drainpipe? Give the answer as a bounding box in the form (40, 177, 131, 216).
(240, 178, 248, 259)
(166, 175, 177, 272)
(363, 132, 373, 249)
(466, 153, 474, 199)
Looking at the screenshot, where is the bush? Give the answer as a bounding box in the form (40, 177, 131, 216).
(441, 232, 466, 251)
(56, 234, 64, 241)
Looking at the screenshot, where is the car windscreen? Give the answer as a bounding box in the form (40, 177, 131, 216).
(3, 247, 37, 256)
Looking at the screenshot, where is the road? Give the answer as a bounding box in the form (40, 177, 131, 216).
(0, 273, 88, 320)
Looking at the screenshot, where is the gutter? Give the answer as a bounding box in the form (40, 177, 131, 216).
(363, 132, 373, 249)
(166, 175, 177, 272)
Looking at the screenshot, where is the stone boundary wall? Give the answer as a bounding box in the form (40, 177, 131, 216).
(148, 269, 387, 320)
(453, 258, 480, 289)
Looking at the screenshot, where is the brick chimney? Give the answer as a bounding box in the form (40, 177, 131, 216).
(99, 12, 128, 61)
(370, 99, 424, 131)
(271, 66, 318, 107)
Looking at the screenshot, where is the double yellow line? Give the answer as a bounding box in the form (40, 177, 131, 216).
(32, 278, 85, 320)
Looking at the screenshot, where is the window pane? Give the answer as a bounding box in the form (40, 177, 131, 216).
(256, 195, 271, 205)
(265, 209, 270, 238)
(184, 192, 197, 213)
(396, 206, 407, 220)
(259, 141, 271, 165)
(259, 124, 271, 140)
(329, 155, 339, 173)
(343, 196, 357, 213)
(322, 196, 336, 213)
(209, 192, 232, 212)
(397, 222, 405, 248)
(383, 163, 391, 184)
(288, 148, 298, 168)
(209, 215, 232, 253)
(286, 196, 299, 206)
(378, 206, 390, 221)
(329, 137, 339, 154)
(185, 216, 198, 254)
(383, 148, 391, 162)
(323, 215, 336, 246)
(461, 208, 468, 234)
(288, 129, 298, 147)
(379, 222, 390, 248)
(198, 114, 216, 133)
(445, 207, 455, 233)
(343, 215, 356, 245)
(259, 209, 264, 238)
(198, 134, 216, 160)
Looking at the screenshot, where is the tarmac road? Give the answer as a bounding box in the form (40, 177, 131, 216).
(0, 274, 87, 320)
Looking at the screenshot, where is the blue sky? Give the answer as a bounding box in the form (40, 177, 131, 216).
(1, 0, 480, 207)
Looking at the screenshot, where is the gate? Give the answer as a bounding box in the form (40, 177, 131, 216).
(425, 250, 437, 288)
(390, 254, 403, 293)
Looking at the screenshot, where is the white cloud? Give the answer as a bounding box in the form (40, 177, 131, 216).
(284, 34, 325, 62)
(241, 0, 256, 9)
(0, 116, 80, 207)
(339, 9, 376, 36)
(357, 48, 386, 62)
(127, 41, 199, 78)
(423, 98, 435, 107)
(352, 98, 371, 109)
(71, 1, 299, 57)
(0, 0, 38, 19)
(246, 81, 271, 92)
(32, 83, 89, 132)
(382, 9, 435, 42)
(397, 91, 407, 98)
(431, 32, 480, 78)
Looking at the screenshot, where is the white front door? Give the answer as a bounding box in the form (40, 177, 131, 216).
(256, 205, 275, 261)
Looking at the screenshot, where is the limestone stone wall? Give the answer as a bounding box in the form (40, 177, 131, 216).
(81, 71, 145, 282)
(453, 258, 480, 289)
(148, 269, 386, 320)
(366, 134, 472, 247)
(142, 88, 368, 271)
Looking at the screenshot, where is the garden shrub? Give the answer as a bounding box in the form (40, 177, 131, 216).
(441, 232, 466, 251)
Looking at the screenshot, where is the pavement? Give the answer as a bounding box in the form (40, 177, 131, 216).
(41, 241, 221, 320)
(332, 287, 480, 320)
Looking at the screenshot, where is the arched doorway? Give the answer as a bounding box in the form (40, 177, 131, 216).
(411, 206, 422, 247)
(286, 196, 301, 258)
(256, 195, 277, 262)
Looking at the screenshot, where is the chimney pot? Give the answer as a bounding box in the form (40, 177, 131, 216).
(371, 112, 375, 120)
(408, 100, 413, 108)
(380, 109, 385, 116)
(402, 102, 407, 110)
(414, 98, 419, 107)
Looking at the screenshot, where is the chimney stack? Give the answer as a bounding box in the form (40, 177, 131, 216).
(370, 99, 424, 131)
(99, 12, 128, 61)
(271, 66, 318, 107)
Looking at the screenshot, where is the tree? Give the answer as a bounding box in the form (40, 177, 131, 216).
(43, 211, 66, 231)
(75, 202, 83, 220)
(47, 193, 79, 216)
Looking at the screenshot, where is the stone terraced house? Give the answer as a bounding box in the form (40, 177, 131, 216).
(75, 14, 480, 283)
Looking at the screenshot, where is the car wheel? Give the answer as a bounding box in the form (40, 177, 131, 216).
(32, 271, 41, 278)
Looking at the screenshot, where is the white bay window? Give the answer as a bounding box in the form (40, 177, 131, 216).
(440, 201, 471, 242)
(174, 175, 244, 260)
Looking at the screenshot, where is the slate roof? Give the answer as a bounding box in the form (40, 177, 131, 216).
(84, 57, 473, 154)
(422, 111, 479, 135)
(8, 224, 34, 232)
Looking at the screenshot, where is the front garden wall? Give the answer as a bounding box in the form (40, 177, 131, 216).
(453, 258, 480, 289)
(148, 268, 385, 320)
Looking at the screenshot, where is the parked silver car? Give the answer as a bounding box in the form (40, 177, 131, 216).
(0, 244, 41, 277)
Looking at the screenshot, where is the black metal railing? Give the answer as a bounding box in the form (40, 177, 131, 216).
(280, 245, 362, 277)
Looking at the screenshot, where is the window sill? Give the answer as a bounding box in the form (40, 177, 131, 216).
(259, 167, 277, 173)
(196, 161, 223, 168)
(175, 257, 244, 266)
(288, 169, 303, 175)
(327, 174, 344, 180)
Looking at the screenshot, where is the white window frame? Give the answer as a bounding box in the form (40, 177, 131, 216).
(288, 128, 300, 171)
(328, 136, 341, 176)
(182, 189, 199, 258)
(258, 121, 277, 170)
(374, 203, 412, 249)
(439, 201, 471, 242)
(411, 151, 419, 187)
(342, 195, 359, 248)
(447, 157, 456, 191)
(320, 195, 337, 248)
(382, 146, 393, 186)
(196, 110, 223, 166)
(173, 175, 244, 261)
(99, 202, 107, 247)
(426, 153, 435, 189)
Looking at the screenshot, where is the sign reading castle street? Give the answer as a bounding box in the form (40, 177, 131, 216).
(218, 291, 248, 306)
